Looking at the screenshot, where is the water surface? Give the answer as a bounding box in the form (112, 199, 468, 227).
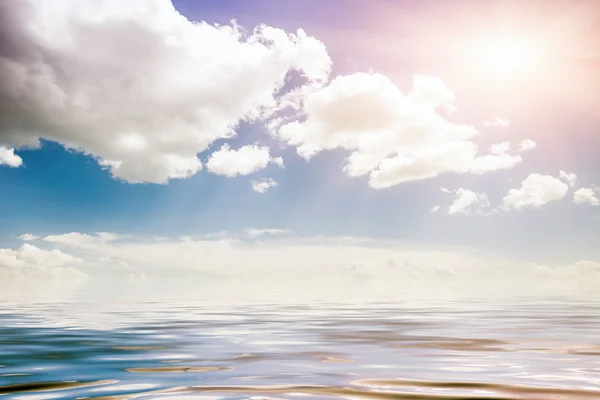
(2, 286, 600, 399)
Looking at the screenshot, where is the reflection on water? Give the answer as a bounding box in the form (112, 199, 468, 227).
(1, 288, 600, 399)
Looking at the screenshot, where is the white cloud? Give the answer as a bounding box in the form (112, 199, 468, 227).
(573, 187, 600, 206)
(244, 228, 291, 238)
(25, 232, 600, 289)
(18, 234, 40, 242)
(518, 139, 536, 152)
(0, 244, 85, 280)
(6, 232, 600, 300)
(483, 117, 511, 128)
(447, 188, 490, 215)
(272, 157, 285, 168)
(0, 147, 22, 167)
(429, 205, 440, 213)
(502, 173, 568, 211)
(559, 170, 578, 188)
(206, 144, 283, 177)
(275, 73, 529, 188)
(43, 232, 122, 248)
(524, 261, 600, 280)
(251, 178, 278, 193)
(468, 143, 522, 175)
(0, 0, 331, 183)
(41, 234, 498, 282)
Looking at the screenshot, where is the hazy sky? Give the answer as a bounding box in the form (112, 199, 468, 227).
(0, 0, 599, 287)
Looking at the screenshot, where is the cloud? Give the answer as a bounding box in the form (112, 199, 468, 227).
(0, 147, 22, 167)
(559, 170, 578, 188)
(483, 118, 511, 128)
(18, 233, 40, 241)
(502, 173, 568, 211)
(206, 143, 283, 177)
(7, 232, 600, 300)
(524, 261, 600, 280)
(518, 139, 536, 152)
(447, 188, 490, 215)
(43, 232, 122, 248)
(468, 141, 522, 175)
(0, 0, 331, 183)
(429, 205, 440, 213)
(244, 228, 291, 238)
(0, 244, 85, 280)
(573, 187, 600, 206)
(26, 231, 600, 291)
(274, 73, 530, 188)
(251, 178, 278, 193)
(38, 234, 500, 282)
(345, 259, 459, 281)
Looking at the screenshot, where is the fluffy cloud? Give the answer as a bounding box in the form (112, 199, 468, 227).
(251, 178, 278, 193)
(244, 228, 291, 237)
(518, 139, 536, 152)
(468, 141, 522, 175)
(0, 146, 22, 167)
(502, 173, 568, 210)
(573, 187, 600, 206)
(18, 233, 40, 241)
(206, 144, 283, 177)
(559, 170, 578, 187)
(446, 188, 490, 215)
(275, 73, 531, 188)
(483, 117, 511, 128)
(0, 0, 330, 183)
(44, 232, 122, 248)
(0, 244, 85, 280)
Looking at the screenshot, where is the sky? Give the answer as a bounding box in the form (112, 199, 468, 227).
(0, 0, 599, 293)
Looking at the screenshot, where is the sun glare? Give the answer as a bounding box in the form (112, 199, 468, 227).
(475, 36, 541, 77)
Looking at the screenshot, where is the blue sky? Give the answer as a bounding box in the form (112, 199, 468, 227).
(0, 0, 599, 284)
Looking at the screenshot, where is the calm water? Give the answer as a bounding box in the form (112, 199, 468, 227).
(2, 284, 600, 400)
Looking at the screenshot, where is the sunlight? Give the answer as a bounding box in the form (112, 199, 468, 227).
(476, 35, 541, 77)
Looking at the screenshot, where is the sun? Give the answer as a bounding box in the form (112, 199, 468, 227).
(475, 36, 541, 77)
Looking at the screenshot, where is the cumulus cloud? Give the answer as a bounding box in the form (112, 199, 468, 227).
(483, 117, 511, 128)
(573, 187, 600, 206)
(44, 232, 122, 248)
(0, 146, 23, 167)
(559, 170, 578, 187)
(251, 178, 278, 193)
(206, 143, 283, 177)
(244, 228, 291, 238)
(18, 233, 40, 241)
(502, 173, 568, 211)
(446, 188, 490, 215)
(0, 244, 85, 280)
(274, 73, 530, 188)
(0, 0, 331, 183)
(518, 139, 536, 152)
(468, 141, 522, 175)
